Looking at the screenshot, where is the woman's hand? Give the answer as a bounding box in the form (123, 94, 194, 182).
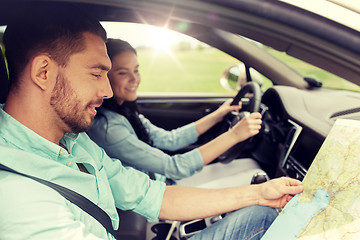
(212, 99, 242, 122)
(195, 98, 242, 136)
(229, 112, 262, 142)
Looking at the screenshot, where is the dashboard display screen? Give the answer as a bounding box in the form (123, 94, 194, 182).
(288, 131, 323, 170)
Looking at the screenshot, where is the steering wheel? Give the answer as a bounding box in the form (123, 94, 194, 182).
(217, 82, 262, 163)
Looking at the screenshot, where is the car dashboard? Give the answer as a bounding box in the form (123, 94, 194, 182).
(252, 86, 360, 181)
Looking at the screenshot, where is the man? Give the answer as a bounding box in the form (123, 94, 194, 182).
(0, 6, 303, 240)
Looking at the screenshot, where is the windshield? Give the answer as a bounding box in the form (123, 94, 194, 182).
(263, 46, 360, 92)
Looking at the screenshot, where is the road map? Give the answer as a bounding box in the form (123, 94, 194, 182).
(261, 119, 360, 240)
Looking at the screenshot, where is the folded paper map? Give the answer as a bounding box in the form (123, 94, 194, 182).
(262, 119, 360, 240)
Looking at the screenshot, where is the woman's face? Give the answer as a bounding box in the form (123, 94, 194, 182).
(108, 50, 140, 105)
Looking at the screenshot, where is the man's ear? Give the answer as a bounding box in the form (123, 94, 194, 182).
(30, 55, 56, 90)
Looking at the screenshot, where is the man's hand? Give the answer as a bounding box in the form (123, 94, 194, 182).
(257, 177, 304, 209)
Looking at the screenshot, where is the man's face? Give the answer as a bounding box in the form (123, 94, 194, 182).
(50, 33, 112, 133)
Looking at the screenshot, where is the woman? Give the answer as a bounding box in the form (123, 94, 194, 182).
(88, 39, 262, 182)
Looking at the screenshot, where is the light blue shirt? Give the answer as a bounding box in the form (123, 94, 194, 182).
(87, 108, 204, 181)
(0, 107, 166, 240)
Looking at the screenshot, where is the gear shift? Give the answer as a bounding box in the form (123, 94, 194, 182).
(251, 172, 269, 184)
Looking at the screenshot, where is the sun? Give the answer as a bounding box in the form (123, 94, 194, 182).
(148, 27, 178, 53)
(101, 22, 198, 53)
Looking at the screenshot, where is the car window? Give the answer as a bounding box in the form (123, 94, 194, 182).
(103, 22, 360, 94)
(136, 46, 239, 94)
(103, 22, 242, 94)
(0, 26, 5, 50)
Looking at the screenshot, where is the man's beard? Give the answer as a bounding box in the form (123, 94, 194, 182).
(50, 72, 94, 133)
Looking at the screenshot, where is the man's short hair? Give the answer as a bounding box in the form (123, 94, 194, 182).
(3, 4, 107, 87)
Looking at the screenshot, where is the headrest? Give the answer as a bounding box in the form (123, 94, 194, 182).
(0, 45, 9, 104)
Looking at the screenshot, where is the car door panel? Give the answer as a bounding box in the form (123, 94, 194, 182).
(137, 95, 234, 154)
(137, 95, 232, 130)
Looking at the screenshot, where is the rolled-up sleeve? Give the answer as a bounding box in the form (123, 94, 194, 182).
(140, 115, 198, 152)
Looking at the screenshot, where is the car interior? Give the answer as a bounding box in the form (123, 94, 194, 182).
(0, 42, 267, 239)
(1, 1, 360, 240)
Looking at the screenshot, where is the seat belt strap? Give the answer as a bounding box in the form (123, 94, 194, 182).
(0, 163, 121, 239)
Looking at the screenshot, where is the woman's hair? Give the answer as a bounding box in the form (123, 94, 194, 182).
(106, 38, 136, 61)
(101, 39, 153, 145)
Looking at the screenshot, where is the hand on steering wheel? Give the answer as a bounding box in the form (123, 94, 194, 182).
(229, 112, 262, 143)
(217, 82, 262, 163)
(213, 99, 242, 123)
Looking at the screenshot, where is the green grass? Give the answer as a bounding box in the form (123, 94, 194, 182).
(137, 48, 239, 93)
(137, 47, 360, 93)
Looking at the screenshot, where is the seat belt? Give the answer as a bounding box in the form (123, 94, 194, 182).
(0, 163, 121, 239)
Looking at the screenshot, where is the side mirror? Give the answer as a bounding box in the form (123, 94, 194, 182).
(220, 64, 263, 91)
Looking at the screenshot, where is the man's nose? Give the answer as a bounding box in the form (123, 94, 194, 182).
(101, 76, 113, 99)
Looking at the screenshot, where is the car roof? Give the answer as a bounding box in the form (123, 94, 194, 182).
(1, 0, 360, 87)
(281, 0, 360, 32)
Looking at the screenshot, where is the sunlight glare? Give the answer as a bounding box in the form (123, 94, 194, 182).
(101, 22, 196, 52)
(149, 27, 177, 52)
(101, 22, 199, 72)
